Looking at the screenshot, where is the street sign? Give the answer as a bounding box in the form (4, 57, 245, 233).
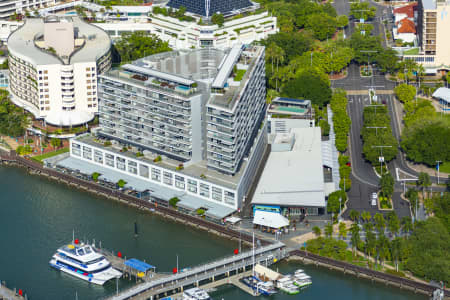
(361, 30, 366, 36)
(360, 18, 365, 23)
(379, 156, 385, 162)
(436, 164, 440, 171)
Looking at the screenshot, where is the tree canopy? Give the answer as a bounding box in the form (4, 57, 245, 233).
(114, 32, 171, 63)
(350, 2, 376, 20)
(281, 67, 331, 107)
(0, 91, 28, 137)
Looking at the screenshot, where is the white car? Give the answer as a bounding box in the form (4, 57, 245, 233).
(371, 193, 377, 206)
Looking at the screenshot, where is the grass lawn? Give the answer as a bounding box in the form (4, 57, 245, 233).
(31, 148, 69, 163)
(403, 48, 420, 55)
(439, 162, 450, 173)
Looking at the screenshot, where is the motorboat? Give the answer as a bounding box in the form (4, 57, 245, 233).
(240, 276, 277, 296)
(293, 270, 312, 288)
(182, 287, 211, 300)
(276, 276, 299, 295)
(49, 242, 122, 285)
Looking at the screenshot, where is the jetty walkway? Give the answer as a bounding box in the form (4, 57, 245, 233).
(105, 242, 286, 300)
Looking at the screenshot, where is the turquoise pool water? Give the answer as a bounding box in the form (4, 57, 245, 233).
(275, 106, 306, 113)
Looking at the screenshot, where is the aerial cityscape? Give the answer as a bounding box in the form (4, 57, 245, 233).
(0, 0, 448, 299)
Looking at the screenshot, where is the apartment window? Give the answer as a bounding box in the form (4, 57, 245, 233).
(39, 71, 42, 74)
(45, 95, 49, 98)
(86, 67, 90, 71)
(116, 157, 126, 171)
(87, 80, 91, 84)
(151, 167, 161, 182)
(175, 175, 185, 190)
(82, 146, 92, 160)
(139, 164, 149, 178)
(44, 70, 48, 74)
(105, 153, 114, 167)
(72, 143, 81, 156)
(212, 187, 222, 202)
(187, 179, 197, 193)
(224, 191, 235, 205)
(94, 150, 103, 164)
(163, 171, 173, 186)
(87, 74, 91, 77)
(199, 183, 210, 198)
(87, 86, 91, 89)
(44, 76, 48, 80)
(127, 160, 137, 175)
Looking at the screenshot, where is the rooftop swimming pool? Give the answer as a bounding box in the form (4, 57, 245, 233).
(272, 106, 307, 114)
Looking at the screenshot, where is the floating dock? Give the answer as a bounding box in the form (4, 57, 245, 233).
(0, 281, 25, 300)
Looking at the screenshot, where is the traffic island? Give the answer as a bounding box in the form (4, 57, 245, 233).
(377, 192, 394, 210)
(360, 65, 373, 77)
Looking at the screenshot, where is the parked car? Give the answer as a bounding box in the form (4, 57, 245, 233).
(371, 192, 377, 206)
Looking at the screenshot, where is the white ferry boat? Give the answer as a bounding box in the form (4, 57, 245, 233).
(49, 242, 122, 285)
(182, 287, 211, 300)
(293, 269, 312, 288)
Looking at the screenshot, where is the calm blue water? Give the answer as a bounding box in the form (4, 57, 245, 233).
(0, 166, 426, 300)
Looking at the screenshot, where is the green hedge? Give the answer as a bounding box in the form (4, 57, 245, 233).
(330, 89, 351, 152)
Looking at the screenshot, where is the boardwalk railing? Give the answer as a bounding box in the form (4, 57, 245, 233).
(105, 242, 286, 300)
(0, 151, 269, 246)
(289, 250, 449, 297)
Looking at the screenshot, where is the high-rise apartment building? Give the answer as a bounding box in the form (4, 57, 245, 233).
(8, 16, 112, 126)
(405, 0, 450, 73)
(68, 45, 267, 212)
(97, 45, 266, 175)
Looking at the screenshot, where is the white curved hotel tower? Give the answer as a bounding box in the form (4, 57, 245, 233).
(8, 16, 112, 126)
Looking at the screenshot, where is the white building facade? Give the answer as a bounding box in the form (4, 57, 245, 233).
(97, 11, 277, 50)
(8, 15, 112, 126)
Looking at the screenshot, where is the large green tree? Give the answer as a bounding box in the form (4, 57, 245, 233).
(350, 2, 376, 20)
(401, 120, 450, 166)
(405, 217, 450, 283)
(282, 67, 331, 107)
(380, 173, 395, 198)
(0, 91, 27, 137)
(114, 32, 171, 63)
(394, 83, 416, 103)
(305, 13, 337, 41)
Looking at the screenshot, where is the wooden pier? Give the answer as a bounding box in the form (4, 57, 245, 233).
(165, 270, 259, 300)
(0, 281, 25, 300)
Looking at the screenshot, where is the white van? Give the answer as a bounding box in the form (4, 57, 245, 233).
(371, 193, 377, 206)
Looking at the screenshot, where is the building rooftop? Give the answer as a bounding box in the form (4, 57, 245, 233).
(394, 3, 418, 18)
(252, 127, 326, 207)
(268, 97, 314, 119)
(398, 18, 416, 34)
(166, 0, 256, 18)
(8, 16, 111, 65)
(74, 133, 253, 190)
(208, 45, 264, 112)
(421, 0, 437, 10)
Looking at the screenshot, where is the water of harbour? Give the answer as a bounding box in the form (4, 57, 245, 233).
(0, 166, 426, 300)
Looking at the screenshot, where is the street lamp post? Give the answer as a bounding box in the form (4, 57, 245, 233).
(372, 145, 393, 175)
(436, 160, 442, 185)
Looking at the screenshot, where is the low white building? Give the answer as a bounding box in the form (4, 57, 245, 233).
(252, 127, 329, 217)
(97, 10, 277, 50)
(7, 15, 112, 126)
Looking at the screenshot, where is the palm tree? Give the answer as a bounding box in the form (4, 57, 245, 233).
(417, 172, 431, 199)
(312, 226, 321, 238)
(361, 211, 371, 223)
(350, 223, 360, 257)
(376, 233, 390, 267)
(338, 222, 347, 240)
(365, 229, 376, 263)
(324, 223, 333, 238)
(390, 237, 403, 271)
(387, 211, 400, 237)
(266, 42, 277, 75)
(374, 213, 386, 234)
(349, 210, 360, 223)
(401, 216, 413, 237)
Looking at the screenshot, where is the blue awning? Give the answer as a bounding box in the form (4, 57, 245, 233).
(124, 258, 155, 272)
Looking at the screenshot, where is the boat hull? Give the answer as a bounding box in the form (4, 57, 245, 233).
(50, 259, 120, 285)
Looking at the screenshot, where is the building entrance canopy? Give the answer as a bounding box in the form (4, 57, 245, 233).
(253, 210, 289, 229)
